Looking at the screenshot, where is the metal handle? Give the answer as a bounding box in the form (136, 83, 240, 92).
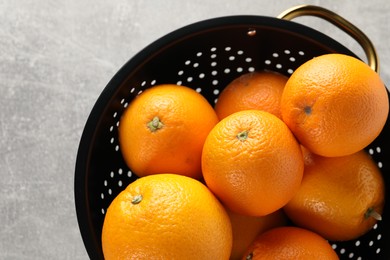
(277, 5, 379, 73)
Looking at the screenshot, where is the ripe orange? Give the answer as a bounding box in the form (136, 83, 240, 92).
(281, 53, 389, 157)
(228, 209, 287, 260)
(215, 71, 288, 120)
(242, 226, 339, 260)
(101, 174, 232, 259)
(284, 149, 385, 241)
(201, 110, 304, 216)
(119, 84, 219, 179)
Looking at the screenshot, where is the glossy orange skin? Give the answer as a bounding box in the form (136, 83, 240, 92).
(119, 84, 219, 179)
(228, 209, 287, 260)
(284, 149, 385, 241)
(281, 54, 389, 157)
(241, 226, 339, 260)
(215, 71, 288, 120)
(102, 174, 232, 260)
(202, 110, 304, 216)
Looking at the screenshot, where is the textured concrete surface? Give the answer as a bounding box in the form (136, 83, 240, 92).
(0, 0, 389, 259)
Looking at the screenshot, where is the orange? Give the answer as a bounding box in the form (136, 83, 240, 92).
(119, 84, 218, 179)
(101, 174, 232, 260)
(228, 209, 287, 260)
(201, 110, 304, 216)
(281, 53, 389, 157)
(215, 71, 288, 120)
(284, 149, 385, 241)
(242, 226, 339, 260)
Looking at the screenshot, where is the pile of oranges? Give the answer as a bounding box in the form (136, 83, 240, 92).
(101, 53, 388, 260)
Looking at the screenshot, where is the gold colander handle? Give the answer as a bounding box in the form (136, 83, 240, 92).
(278, 5, 379, 73)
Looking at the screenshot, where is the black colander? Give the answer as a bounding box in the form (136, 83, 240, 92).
(75, 5, 389, 259)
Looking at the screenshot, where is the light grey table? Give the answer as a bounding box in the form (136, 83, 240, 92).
(1, 0, 389, 259)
